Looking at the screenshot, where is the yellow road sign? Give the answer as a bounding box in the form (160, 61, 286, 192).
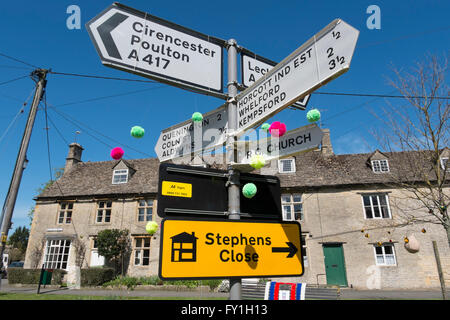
(159, 218, 303, 279)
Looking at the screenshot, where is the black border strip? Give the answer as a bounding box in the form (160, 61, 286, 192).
(158, 217, 304, 280)
(86, 2, 225, 96)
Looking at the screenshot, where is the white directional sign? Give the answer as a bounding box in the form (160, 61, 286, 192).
(241, 52, 310, 110)
(86, 3, 225, 98)
(235, 19, 359, 136)
(233, 124, 323, 171)
(155, 104, 228, 162)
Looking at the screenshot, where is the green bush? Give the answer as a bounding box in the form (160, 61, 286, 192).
(101, 276, 223, 291)
(80, 268, 115, 286)
(7, 268, 66, 285)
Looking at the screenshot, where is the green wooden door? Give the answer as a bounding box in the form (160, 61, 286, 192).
(323, 244, 348, 287)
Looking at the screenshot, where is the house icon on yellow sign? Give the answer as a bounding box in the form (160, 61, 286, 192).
(170, 232, 198, 262)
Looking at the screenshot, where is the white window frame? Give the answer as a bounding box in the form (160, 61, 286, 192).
(278, 158, 296, 173)
(96, 201, 112, 224)
(137, 200, 153, 222)
(362, 194, 392, 219)
(440, 157, 449, 171)
(373, 243, 397, 266)
(43, 239, 71, 270)
(301, 233, 308, 267)
(134, 236, 151, 266)
(57, 202, 73, 224)
(371, 159, 389, 173)
(281, 193, 303, 221)
(112, 169, 129, 184)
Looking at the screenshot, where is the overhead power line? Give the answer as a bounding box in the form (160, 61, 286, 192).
(312, 91, 450, 100)
(49, 71, 160, 84)
(50, 70, 449, 101)
(0, 75, 29, 87)
(0, 52, 39, 69)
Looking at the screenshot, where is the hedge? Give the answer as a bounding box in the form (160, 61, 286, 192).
(80, 267, 115, 286)
(7, 268, 66, 285)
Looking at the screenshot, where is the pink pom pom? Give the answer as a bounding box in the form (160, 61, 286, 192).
(110, 147, 124, 160)
(269, 121, 287, 137)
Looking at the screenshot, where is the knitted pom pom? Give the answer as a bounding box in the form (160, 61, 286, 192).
(242, 183, 257, 199)
(261, 123, 270, 132)
(192, 112, 203, 122)
(146, 221, 158, 235)
(250, 154, 265, 169)
(306, 109, 321, 122)
(268, 121, 287, 137)
(111, 147, 124, 160)
(130, 126, 145, 138)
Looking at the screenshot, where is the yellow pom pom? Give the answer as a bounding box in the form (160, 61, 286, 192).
(250, 154, 265, 169)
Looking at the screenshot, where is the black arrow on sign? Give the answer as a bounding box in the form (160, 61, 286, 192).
(97, 12, 128, 60)
(271, 242, 298, 258)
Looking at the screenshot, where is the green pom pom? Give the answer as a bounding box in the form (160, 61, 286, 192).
(146, 221, 158, 235)
(261, 123, 270, 131)
(130, 126, 145, 138)
(306, 109, 321, 122)
(250, 155, 265, 169)
(192, 112, 203, 122)
(242, 183, 257, 199)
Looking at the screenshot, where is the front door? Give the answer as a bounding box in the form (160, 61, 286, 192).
(323, 244, 348, 287)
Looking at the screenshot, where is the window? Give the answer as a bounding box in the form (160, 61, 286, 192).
(441, 157, 449, 171)
(281, 194, 303, 221)
(301, 234, 308, 267)
(374, 244, 397, 266)
(137, 200, 153, 222)
(278, 159, 296, 173)
(58, 202, 73, 224)
(371, 159, 389, 173)
(96, 201, 112, 223)
(134, 236, 151, 266)
(362, 194, 391, 219)
(112, 169, 128, 184)
(43, 239, 71, 269)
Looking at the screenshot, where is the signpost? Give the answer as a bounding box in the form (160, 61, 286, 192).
(154, 104, 228, 162)
(157, 163, 282, 220)
(233, 123, 323, 171)
(241, 51, 310, 110)
(86, 2, 226, 99)
(235, 19, 359, 135)
(159, 218, 303, 279)
(88, 3, 360, 299)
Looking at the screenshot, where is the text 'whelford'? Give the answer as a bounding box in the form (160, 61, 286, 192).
(235, 19, 359, 135)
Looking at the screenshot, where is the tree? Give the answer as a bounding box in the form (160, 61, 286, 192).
(96, 229, 130, 276)
(373, 54, 450, 246)
(8, 226, 29, 253)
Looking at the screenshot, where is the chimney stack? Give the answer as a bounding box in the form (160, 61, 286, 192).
(65, 143, 83, 173)
(321, 129, 334, 157)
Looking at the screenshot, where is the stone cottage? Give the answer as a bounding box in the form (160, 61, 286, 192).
(24, 130, 450, 289)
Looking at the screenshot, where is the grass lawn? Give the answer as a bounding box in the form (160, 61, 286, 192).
(0, 292, 227, 300)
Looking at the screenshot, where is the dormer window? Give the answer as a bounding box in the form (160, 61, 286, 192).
(112, 169, 129, 184)
(371, 159, 389, 173)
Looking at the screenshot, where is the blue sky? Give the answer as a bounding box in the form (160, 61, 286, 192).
(0, 0, 449, 231)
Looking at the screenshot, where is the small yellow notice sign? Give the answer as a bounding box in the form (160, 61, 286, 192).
(161, 181, 192, 198)
(159, 218, 303, 279)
